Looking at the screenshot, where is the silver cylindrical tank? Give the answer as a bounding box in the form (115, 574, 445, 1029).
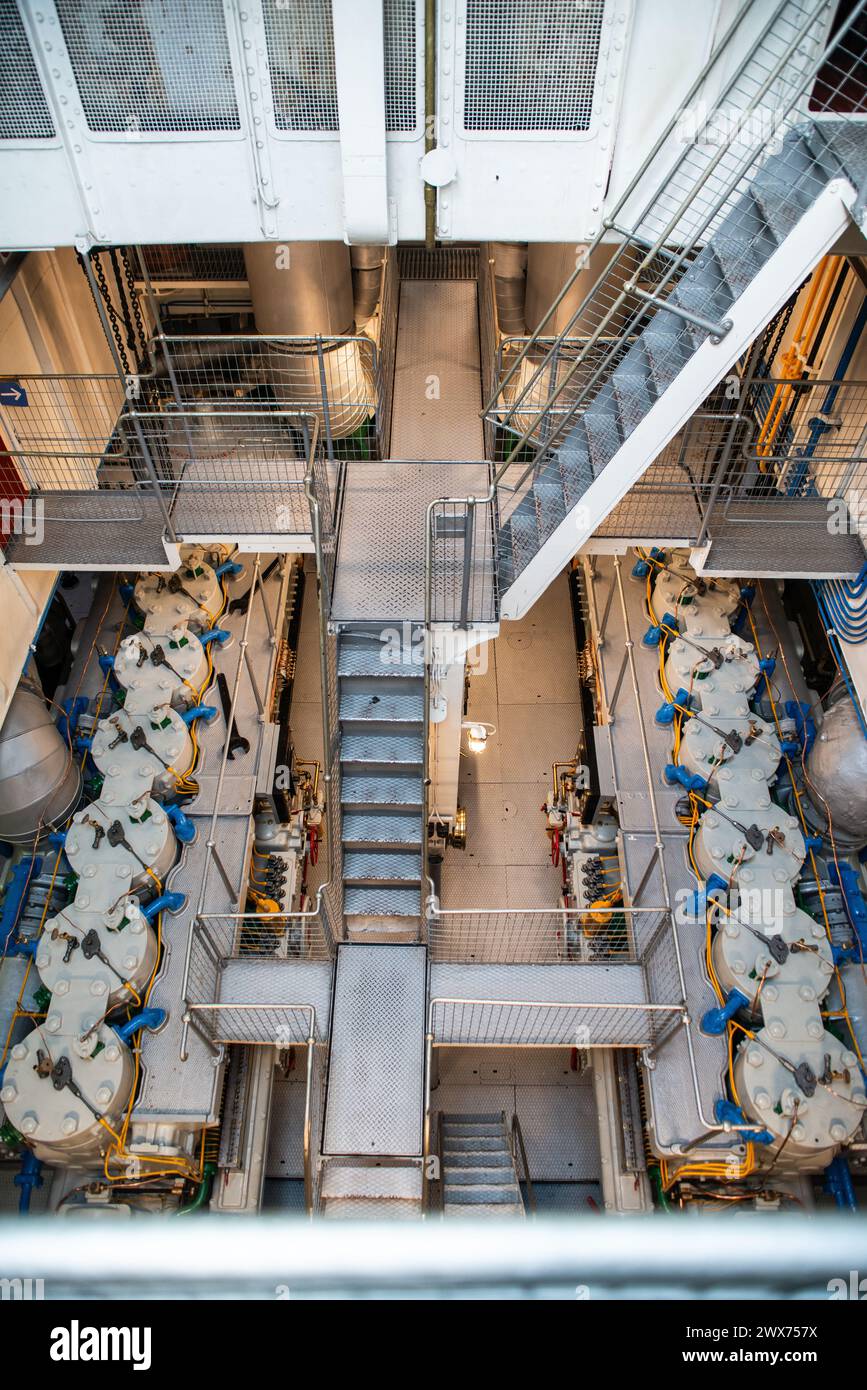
(490, 242, 528, 337)
(0, 682, 82, 844)
(805, 697, 867, 848)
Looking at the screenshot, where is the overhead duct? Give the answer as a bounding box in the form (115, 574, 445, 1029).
(0, 680, 82, 844)
(490, 242, 527, 337)
(243, 241, 375, 438)
(350, 245, 385, 328)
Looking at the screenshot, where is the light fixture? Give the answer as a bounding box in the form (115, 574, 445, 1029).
(462, 720, 496, 754)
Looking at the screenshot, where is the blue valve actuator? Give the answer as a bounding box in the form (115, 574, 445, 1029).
(702, 988, 749, 1035)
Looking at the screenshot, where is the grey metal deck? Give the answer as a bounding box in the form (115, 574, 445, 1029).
(330, 460, 492, 622)
(390, 279, 485, 461)
(323, 944, 427, 1157)
(700, 498, 867, 577)
(4, 492, 171, 569)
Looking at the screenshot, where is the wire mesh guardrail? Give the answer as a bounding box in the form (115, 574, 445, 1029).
(428, 997, 685, 1049)
(426, 905, 657, 964)
(426, 495, 499, 625)
(186, 1003, 319, 1048)
(192, 911, 336, 965)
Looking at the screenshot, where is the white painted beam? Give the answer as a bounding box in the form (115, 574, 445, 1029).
(331, 0, 391, 243)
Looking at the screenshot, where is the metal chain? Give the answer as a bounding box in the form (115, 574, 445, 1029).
(120, 247, 149, 365)
(108, 247, 141, 370)
(77, 249, 131, 377)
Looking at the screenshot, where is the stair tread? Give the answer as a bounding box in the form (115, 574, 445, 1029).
(339, 680, 424, 724)
(338, 639, 423, 678)
(341, 729, 424, 765)
(343, 849, 422, 883)
(342, 773, 423, 807)
(342, 810, 422, 846)
(344, 884, 421, 917)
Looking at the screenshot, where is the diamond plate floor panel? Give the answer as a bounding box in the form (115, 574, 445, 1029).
(323, 943, 427, 1157)
(331, 461, 492, 622)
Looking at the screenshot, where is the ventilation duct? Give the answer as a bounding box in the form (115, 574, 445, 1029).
(351, 246, 385, 328)
(243, 241, 374, 438)
(490, 242, 527, 337)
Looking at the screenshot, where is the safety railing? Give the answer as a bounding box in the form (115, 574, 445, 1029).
(484, 0, 867, 494)
(509, 1113, 536, 1217)
(182, 1001, 320, 1214)
(426, 996, 686, 1051)
(425, 904, 668, 964)
(425, 494, 499, 627)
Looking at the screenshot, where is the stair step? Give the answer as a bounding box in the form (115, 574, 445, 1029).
(582, 408, 621, 471)
(497, 524, 516, 590)
(341, 729, 424, 766)
(533, 478, 567, 542)
(440, 1112, 507, 1124)
(668, 261, 732, 344)
(642, 324, 692, 393)
(510, 508, 540, 575)
(342, 810, 422, 848)
(339, 677, 424, 724)
(702, 235, 766, 302)
(611, 369, 654, 436)
(806, 119, 867, 191)
(343, 849, 422, 884)
(443, 1202, 524, 1218)
(442, 1150, 514, 1168)
(749, 177, 813, 244)
(444, 1184, 523, 1205)
(442, 1119, 506, 1133)
(342, 772, 423, 808)
(443, 1167, 517, 1186)
(344, 884, 421, 917)
(557, 429, 595, 508)
(443, 1135, 512, 1153)
(338, 636, 423, 679)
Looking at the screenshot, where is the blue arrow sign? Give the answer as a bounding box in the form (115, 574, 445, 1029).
(0, 381, 27, 406)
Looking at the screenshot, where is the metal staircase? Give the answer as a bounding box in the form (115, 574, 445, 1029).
(440, 1113, 525, 1219)
(488, 0, 867, 619)
(338, 626, 425, 932)
(496, 119, 867, 618)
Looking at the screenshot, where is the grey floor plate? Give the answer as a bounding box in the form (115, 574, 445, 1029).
(323, 943, 427, 1156)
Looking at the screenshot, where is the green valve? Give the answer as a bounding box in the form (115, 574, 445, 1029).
(0, 1120, 22, 1149)
(33, 985, 52, 1013)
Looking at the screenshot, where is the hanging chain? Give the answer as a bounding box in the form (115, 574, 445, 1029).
(76, 248, 131, 378)
(119, 247, 149, 367)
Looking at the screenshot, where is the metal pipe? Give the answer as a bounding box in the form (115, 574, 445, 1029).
(424, 0, 436, 252)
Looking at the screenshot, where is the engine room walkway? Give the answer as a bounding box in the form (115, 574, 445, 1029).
(330, 272, 491, 624)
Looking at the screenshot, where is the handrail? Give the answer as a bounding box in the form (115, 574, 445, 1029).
(509, 1112, 536, 1217)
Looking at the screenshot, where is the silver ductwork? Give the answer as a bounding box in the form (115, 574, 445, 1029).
(0, 681, 82, 845)
(243, 241, 375, 438)
(350, 245, 385, 327)
(490, 242, 527, 337)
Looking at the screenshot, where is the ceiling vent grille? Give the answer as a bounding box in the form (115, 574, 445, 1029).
(0, 1, 55, 140)
(463, 0, 605, 132)
(264, 0, 418, 134)
(54, 0, 240, 134)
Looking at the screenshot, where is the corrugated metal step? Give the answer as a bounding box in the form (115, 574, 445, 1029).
(341, 772, 423, 808)
(444, 1184, 523, 1205)
(341, 730, 424, 766)
(342, 810, 422, 847)
(339, 677, 425, 724)
(443, 1135, 512, 1153)
(441, 1149, 514, 1169)
(343, 850, 422, 884)
(338, 635, 424, 678)
(344, 885, 421, 917)
(443, 1167, 518, 1186)
(443, 1202, 524, 1218)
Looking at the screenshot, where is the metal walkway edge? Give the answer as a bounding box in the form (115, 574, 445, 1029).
(322, 943, 427, 1157)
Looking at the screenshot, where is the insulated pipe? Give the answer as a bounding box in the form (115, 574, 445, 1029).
(243, 242, 353, 337)
(490, 243, 527, 337)
(351, 245, 385, 326)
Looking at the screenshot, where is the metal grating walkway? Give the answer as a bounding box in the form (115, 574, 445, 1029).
(323, 943, 427, 1157)
(699, 499, 867, 578)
